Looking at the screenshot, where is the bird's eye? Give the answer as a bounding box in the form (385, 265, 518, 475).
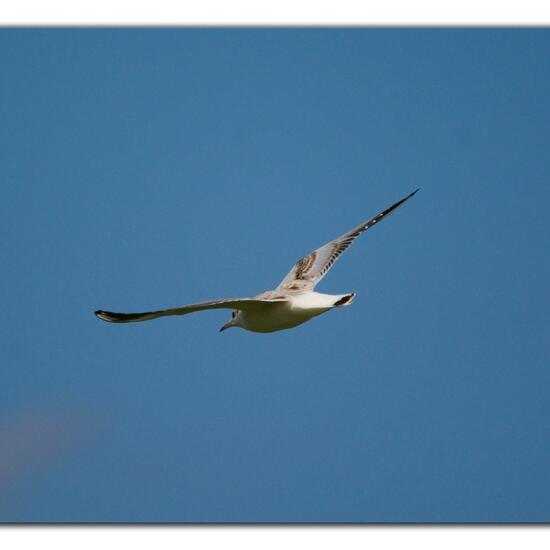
(232, 311, 236, 319)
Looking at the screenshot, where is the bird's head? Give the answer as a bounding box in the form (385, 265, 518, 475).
(220, 310, 242, 332)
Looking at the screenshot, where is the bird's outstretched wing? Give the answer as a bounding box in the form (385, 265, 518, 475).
(95, 297, 287, 323)
(277, 189, 419, 292)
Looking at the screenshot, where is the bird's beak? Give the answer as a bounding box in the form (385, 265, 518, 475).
(220, 321, 233, 332)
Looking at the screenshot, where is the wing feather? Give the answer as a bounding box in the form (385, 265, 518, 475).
(277, 189, 419, 291)
(95, 297, 286, 324)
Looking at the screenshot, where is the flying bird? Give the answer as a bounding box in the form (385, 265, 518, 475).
(95, 189, 419, 333)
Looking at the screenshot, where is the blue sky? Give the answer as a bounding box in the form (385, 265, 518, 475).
(1, 28, 549, 522)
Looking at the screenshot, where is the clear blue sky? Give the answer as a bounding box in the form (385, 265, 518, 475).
(1, 29, 549, 522)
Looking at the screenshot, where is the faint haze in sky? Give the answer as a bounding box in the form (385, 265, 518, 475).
(1, 28, 550, 522)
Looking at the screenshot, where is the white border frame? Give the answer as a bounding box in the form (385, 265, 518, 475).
(0, 2, 549, 547)
(1, 0, 550, 25)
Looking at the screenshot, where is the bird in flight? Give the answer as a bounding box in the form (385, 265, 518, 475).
(95, 189, 419, 333)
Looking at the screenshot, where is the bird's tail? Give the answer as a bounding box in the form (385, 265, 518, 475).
(333, 293, 356, 307)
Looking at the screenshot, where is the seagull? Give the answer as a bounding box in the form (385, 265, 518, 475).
(95, 189, 419, 333)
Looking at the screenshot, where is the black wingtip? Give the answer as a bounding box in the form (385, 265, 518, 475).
(95, 310, 114, 322)
(411, 188, 420, 196)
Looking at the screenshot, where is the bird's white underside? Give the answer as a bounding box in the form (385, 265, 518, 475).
(230, 292, 356, 333)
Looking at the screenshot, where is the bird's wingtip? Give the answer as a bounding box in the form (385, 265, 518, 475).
(95, 310, 113, 322)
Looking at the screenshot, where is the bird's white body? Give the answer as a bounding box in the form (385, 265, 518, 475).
(95, 190, 418, 333)
(235, 292, 355, 333)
